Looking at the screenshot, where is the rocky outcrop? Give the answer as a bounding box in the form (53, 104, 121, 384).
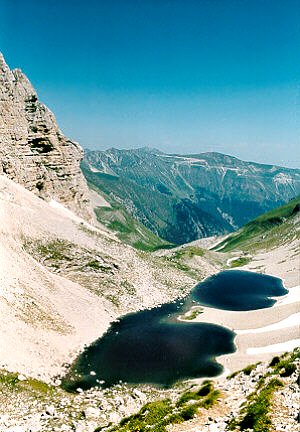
(0, 52, 93, 221)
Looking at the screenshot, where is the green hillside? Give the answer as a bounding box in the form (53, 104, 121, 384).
(213, 196, 300, 253)
(82, 160, 227, 244)
(88, 183, 173, 251)
(83, 148, 300, 245)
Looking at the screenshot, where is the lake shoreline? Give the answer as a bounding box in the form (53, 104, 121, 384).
(181, 279, 299, 378)
(61, 269, 295, 390)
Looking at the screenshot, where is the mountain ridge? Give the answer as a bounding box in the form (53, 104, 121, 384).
(83, 147, 300, 244)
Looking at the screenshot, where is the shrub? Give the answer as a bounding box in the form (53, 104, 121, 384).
(180, 404, 198, 420)
(238, 378, 283, 432)
(269, 356, 280, 367)
(279, 363, 296, 377)
(242, 364, 257, 376)
(197, 382, 213, 396)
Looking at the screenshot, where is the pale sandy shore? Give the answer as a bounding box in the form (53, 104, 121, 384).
(235, 312, 299, 334)
(187, 279, 299, 374)
(182, 236, 300, 375)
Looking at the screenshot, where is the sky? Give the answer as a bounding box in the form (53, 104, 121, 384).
(1, 0, 299, 168)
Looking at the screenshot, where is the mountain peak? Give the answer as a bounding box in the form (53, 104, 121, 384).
(0, 52, 93, 221)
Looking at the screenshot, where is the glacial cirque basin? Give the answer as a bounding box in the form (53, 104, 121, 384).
(61, 270, 289, 391)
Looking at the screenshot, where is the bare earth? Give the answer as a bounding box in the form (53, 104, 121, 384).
(0, 174, 198, 381)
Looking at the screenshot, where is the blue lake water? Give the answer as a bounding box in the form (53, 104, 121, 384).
(191, 270, 287, 311)
(61, 270, 287, 391)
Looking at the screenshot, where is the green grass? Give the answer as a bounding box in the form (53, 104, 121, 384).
(105, 381, 220, 432)
(241, 364, 258, 376)
(183, 307, 203, 320)
(172, 247, 205, 260)
(85, 260, 102, 269)
(91, 184, 173, 252)
(271, 353, 299, 377)
(106, 399, 173, 432)
(37, 239, 73, 261)
(200, 390, 220, 408)
(0, 369, 55, 395)
(0, 370, 20, 389)
(213, 196, 300, 253)
(177, 381, 213, 405)
(227, 349, 299, 431)
(238, 378, 284, 432)
(229, 256, 251, 268)
(162, 246, 207, 274)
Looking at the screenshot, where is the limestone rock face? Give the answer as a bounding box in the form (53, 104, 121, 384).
(0, 52, 93, 221)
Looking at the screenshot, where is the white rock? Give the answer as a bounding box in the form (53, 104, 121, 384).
(17, 374, 26, 381)
(45, 405, 56, 416)
(132, 389, 147, 402)
(209, 425, 221, 432)
(6, 427, 27, 432)
(84, 407, 101, 419)
(109, 412, 121, 423)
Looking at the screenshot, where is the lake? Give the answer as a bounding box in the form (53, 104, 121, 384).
(191, 270, 287, 311)
(61, 270, 287, 391)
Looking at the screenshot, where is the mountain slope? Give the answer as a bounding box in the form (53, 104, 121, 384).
(83, 147, 300, 244)
(0, 173, 202, 382)
(0, 52, 92, 221)
(81, 159, 232, 244)
(213, 195, 300, 253)
(1, 174, 298, 431)
(89, 182, 173, 251)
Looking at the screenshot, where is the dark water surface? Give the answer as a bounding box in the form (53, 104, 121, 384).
(62, 270, 287, 391)
(191, 270, 287, 311)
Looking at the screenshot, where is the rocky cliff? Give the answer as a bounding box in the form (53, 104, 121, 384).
(0, 52, 93, 221)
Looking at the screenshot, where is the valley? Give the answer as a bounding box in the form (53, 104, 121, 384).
(83, 148, 300, 245)
(0, 51, 299, 432)
(0, 169, 298, 431)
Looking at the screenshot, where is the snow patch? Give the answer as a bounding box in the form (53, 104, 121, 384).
(236, 313, 299, 334)
(89, 165, 101, 173)
(274, 285, 299, 307)
(273, 173, 292, 185)
(49, 200, 83, 224)
(247, 339, 300, 355)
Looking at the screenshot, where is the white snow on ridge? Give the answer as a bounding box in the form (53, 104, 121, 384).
(273, 173, 292, 184)
(49, 199, 83, 223)
(158, 155, 249, 173)
(89, 165, 101, 173)
(158, 154, 208, 164)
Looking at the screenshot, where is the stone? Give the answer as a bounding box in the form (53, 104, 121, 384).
(17, 374, 26, 381)
(83, 407, 101, 419)
(132, 389, 147, 402)
(45, 405, 56, 416)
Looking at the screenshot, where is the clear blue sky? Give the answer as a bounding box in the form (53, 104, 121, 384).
(1, 0, 299, 167)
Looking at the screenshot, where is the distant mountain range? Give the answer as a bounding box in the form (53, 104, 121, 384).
(82, 147, 300, 245)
